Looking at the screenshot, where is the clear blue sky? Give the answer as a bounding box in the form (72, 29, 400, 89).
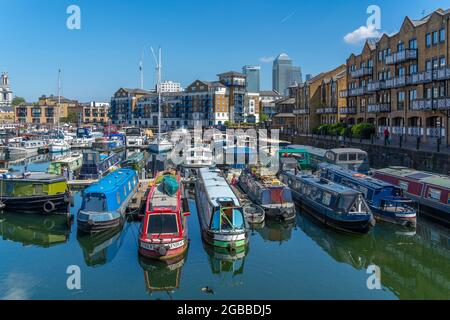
(2, 0, 450, 102)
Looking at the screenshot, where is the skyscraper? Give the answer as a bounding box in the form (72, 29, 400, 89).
(272, 53, 302, 95)
(242, 65, 260, 93)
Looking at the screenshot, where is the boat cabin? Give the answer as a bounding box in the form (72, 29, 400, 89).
(324, 148, 370, 174)
(279, 148, 311, 170)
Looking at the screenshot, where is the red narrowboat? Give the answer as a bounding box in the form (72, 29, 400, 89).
(374, 167, 450, 226)
(138, 171, 189, 260)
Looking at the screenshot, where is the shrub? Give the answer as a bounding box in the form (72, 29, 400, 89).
(351, 123, 375, 139)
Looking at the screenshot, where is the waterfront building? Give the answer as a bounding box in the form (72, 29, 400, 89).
(218, 71, 246, 124)
(133, 92, 183, 129)
(341, 8, 450, 145)
(242, 65, 261, 93)
(0, 73, 13, 109)
(110, 88, 153, 125)
(78, 102, 110, 124)
(244, 92, 260, 123)
(272, 53, 302, 96)
(272, 95, 296, 132)
(160, 81, 184, 93)
(260, 90, 282, 120)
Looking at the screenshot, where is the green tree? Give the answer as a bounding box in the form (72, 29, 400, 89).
(11, 96, 26, 106)
(60, 112, 79, 124)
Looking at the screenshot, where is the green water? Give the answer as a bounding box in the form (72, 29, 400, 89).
(0, 156, 449, 300)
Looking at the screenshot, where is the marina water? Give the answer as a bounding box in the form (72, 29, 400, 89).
(0, 154, 449, 300)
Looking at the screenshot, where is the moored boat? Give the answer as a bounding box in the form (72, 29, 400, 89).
(0, 172, 71, 214)
(48, 153, 83, 176)
(79, 149, 125, 180)
(320, 163, 417, 228)
(238, 165, 295, 221)
(138, 171, 189, 260)
(48, 139, 71, 153)
(279, 169, 375, 234)
(77, 169, 139, 233)
(195, 167, 248, 252)
(373, 167, 450, 226)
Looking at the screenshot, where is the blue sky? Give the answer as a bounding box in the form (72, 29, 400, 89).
(2, 0, 450, 102)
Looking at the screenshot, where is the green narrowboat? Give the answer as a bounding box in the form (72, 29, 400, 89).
(278, 148, 312, 171)
(48, 153, 83, 176)
(0, 172, 71, 214)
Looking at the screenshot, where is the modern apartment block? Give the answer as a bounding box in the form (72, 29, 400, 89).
(218, 71, 247, 124)
(160, 81, 184, 93)
(273, 53, 302, 96)
(242, 65, 261, 93)
(15, 95, 79, 125)
(78, 102, 110, 124)
(110, 88, 153, 124)
(341, 8, 450, 144)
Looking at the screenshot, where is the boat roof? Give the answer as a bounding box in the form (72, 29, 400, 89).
(321, 163, 394, 190)
(4, 172, 66, 183)
(199, 168, 240, 207)
(376, 167, 450, 189)
(289, 145, 327, 156)
(85, 169, 136, 194)
(284, 171, 359, 195)
(328, 148, 367, 155)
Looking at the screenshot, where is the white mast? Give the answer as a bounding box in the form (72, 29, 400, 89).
(140, 51, 144, 90)
(151, 46, 162, 141)
(57, 69, 61, 130)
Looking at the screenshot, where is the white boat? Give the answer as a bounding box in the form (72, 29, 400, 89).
(183, 145, 214, 168)
(48, 140, 71, 153)
(125, 127, 147, 147)
(71, 137, 95, 148)
(148, 138, 173, 153)
(1, 140, 47, 158)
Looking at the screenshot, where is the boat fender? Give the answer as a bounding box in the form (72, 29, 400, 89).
(43, 201, 56, 213)
(158, 246, 168, 256)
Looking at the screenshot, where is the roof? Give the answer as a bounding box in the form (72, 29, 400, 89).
(303, 176, 360, 195)
(259, 90, 280, 97)
(217, 71, 246, 78)
(329, 148, 367, 155)
(275, 53, 291, 61)
(85, 169, 136, 194)
(376, 167, 450, 189)
(275, 97, 296, 105)
(199, 168, 240, 207)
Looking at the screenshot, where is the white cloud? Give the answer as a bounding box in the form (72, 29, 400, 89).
(259, 56, 275, 63)
(344, 25, 382, 44)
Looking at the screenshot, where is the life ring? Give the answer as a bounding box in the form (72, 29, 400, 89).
(43, 201, 56, 213)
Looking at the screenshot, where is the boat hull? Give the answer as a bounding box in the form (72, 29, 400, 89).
(138, 239, 188, 260)
(0, 193, 70, 214)
(371, 207, 417, 228)
(149, 142, 173, 153)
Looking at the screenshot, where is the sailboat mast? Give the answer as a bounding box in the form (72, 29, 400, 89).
(140, 51, 144, 90)
(57, 69, 61, 130)
(157, 47, 162, 141)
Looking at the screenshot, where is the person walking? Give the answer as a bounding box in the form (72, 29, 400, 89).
(384, 127, 390, 146)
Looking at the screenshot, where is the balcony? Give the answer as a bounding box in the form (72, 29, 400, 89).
(316, 107, 338, 115)
(368, 103, 391, 113)
(411, 99, 433, 111)
(385, 76, 407, 89)
(348, 87, 367, 97)
(340, 107, 357, 114)
(293, 109, 309, 115)
(351, 67, 373, 78)
(433, 97, 450, 110)
(385, 49, 417, 65)
(339, 90, 348, 98)
(367, 81, 385, 92)
(407, 71, 432, 85)
(433, 66, 450, 81)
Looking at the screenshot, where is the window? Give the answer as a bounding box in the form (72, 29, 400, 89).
(398, 67, 405, 77)
(427, 188, 441, 201)
(409, 64, 417, 74)
(440, 28, 446, 43)
(147, 214, 178, 235)
(426, 87, 432, 99)
(426, 33, 432, 47)
(397, 91, 405, 111)
(322, 192, 332, 206)
(433, 31, 439, 45)
(399, 181, 409, 191)
(397, 41, 404, 52)
(409, 38, 417, 49)
(440, 56, 446, 67)
(433, 58, 439, 70)
(83, 193, 106, 212)
(34, 184, 44, 194)
(426, 60, 432, 71)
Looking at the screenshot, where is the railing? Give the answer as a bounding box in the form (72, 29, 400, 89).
(411, 99, 433, 111)
(293, 109, 309, 115)
(385, 49, 417, 65)
(433, 97, 450, 110)
(433, 66, 450, 81)
(340, 107, 357, 114)
(385, 76, 407, 89)
(351, 67, 373, 78)
(391, 126, 406, 135)
(339, 90, 348, 98)
(316, 107, 338, 114)
(368, 103, 391, 113)
(407, 71, 433, 85)
(367, 81, 385, 92)
(348, 87, 367, 97)
(426, 127, 446, 138)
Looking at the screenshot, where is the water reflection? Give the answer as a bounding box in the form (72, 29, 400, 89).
(77, 225, 125, 267)
(298, 213, 450, 299)
(138, 254, 187, 296)
(0, 212, 70, 248)
(256, 218, 297, 244)
(203, 243, 247, 288)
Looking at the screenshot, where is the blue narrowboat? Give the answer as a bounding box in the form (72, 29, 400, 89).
(278, 169, 375, 234)
(319, 163, 417, 228)
(77, 169, 139, 233)
(79, 150, 126, 180)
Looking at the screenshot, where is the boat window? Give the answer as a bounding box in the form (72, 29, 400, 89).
(427, 188, 441, 202)
(83, 193, 106, 212)
(128, 181, 132, 191)
(211, 208, 245, 231)
(147, 214, 178, 235)
(33, 184, 44, 194)
(338, 154, 347, 162)
(337, 194, 357, 211)
(124, 186, 127, 195)
(357, 153, 366, 161)
(349, 154, 357, 161)
(399, 181, 409, 191)
(322, 192, 332, 206)
(117, 192, 121, 204)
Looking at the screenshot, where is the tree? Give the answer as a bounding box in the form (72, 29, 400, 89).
(60, 112, 79, 124)
(12, 96, 26, 106)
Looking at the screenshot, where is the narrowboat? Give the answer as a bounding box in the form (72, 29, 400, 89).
(320, 163, 417, 228)
(289, 145, 370, 174)
(48, 153, 83, 176)
(278, 168, 375, 234)
(195, 167, 248, 252)
(139, 171, 189, 260)
(77, 168, 139, 233)
(125, 127, 147, 148)
(92, 136, 124, 152)
(1, 140, 47, 158)
(279, 148, 312, 171)
(79, 149, 125, 180)
(374, 167, 450, 226)
(238, 165, 296, 221)
(0, 172, 70, 214)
